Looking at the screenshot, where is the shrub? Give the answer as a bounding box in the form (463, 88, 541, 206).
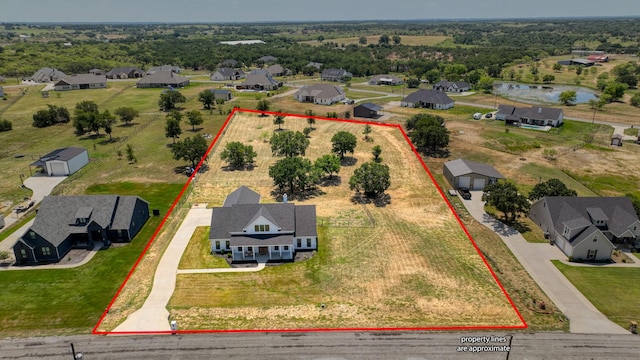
(0, 119, 12, 132)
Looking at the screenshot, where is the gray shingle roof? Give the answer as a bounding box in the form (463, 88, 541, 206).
(241, 73, 279, 88)
(106, 67, 143, 77)
(29, 67, 67, 82)
(295, 84, 344, 100)
(541, 197, 639, 241)
(216, 68, 244, 78)
(321, 68, 352, 79)
(210, 188, 317, 242)
(56, 74, 106, 86)
(23, 195, 147, 248)
(444, 159, 505, 179)
(402, 89, 454, 105)
(136, 71, 189, 86)
(357, 102, 383, 111)
(520, 107, 563, 120)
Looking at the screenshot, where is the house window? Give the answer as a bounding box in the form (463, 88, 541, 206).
(254, 225, 259, 232)
(238, 247, 243, 251)
(297, 239, 302, 248)
(225, 241, 230, 249)
(29, 231, 36, 240)
(593, 238, 597, 242)
(215, 241, 220, 250)
(20, 249, 27, 258)
(274, 246, 279, 250)
(265, 224, 270, 231)
(117, 229, 123, 237)
(41, 247, 51, 256)
(284, 246, 289, 251)
(307, 238, 312, 247)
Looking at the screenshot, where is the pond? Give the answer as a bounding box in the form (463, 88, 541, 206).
(494, 82, 598, 105)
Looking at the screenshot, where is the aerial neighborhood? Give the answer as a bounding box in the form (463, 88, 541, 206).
(1, 17, 640, 345)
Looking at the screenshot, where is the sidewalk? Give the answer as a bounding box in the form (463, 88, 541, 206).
(460, 191, 629, 334)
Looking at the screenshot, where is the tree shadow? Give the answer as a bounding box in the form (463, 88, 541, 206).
(166, 142, 176, 148)
(341, 156, 358, 166)
(421, 148, 450, 158)
(189, 127, 204, 132)
(118, 122, 137, 128)
(270, 187, 326, 202)
(98, 137, 118, 145)
(79, 133, 105, 141)
(319, 176, 341, 187)
(221, 164, 256, 172)
(350, 192, 391, 208)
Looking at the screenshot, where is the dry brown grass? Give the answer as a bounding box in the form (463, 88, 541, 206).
(166, 112, 522, 330)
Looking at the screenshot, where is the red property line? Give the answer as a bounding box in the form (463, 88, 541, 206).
(93, 108, 527, 335)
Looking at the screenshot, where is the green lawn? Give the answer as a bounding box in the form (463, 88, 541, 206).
(554, 261, 640, 328)
(178, 226, 230, 270)
(0, 182, 183, 337)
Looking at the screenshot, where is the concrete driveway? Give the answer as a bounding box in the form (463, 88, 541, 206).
(460, 191, 629, 334)
(0, 175, 67, 251)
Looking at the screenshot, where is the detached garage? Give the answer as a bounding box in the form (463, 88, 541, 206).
(30, 147, 89, 176)
(443, 158, 505, 190)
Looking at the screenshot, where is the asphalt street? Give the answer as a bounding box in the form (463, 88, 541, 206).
(1, 332, 640, 359)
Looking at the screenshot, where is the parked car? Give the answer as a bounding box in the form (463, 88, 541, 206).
(458, 187, 472, 200)
(341, 98, 355, 104)
(485, 113, 493, 118)
(473, 112, 482, 120)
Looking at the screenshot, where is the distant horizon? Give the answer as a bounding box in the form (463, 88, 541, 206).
(2, 15, 639, 26)
(1, 0, 639, 23)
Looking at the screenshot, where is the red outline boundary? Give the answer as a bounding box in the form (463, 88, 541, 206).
(93, 108, 527, 335)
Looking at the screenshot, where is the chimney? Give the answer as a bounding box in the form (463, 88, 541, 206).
(283, 193, 288, 204)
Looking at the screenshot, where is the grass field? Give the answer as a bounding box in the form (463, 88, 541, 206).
(163, 112, 523, 330)
(178, 226, 230, 270)
(0, 182, 183, 337)
(554, 261, 640, 329)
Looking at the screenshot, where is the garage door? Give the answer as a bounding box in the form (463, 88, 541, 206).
(49, 163, 67, 176)
(458, 176, 470, 188)
(472, 178, 486, 190)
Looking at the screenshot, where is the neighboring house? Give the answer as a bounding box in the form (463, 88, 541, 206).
(321, 68, 353, 82)
(443, 158, 505, 190)
(54, 74, 107, 91)
(136, 71, 190, 88)
(237, 72, 281, 91)
(400, 89, 454, 110)
(30, 147, 89, 176)
(529, 196, 640, 261)
(210, 187, 317, 262)
(210, 68, 245, 81)
(13, 195, 149, 264)
(27, 68, 67, 83)
(212, 89, 233, 101)
(88, 69, 104, 76)
(294, 84, 345, 105)
(369, 74, 404, 86)
(106, 67, 145, 79)
(146, 65, 181, 75)
(306, 62, 323, 70)
(497, 105, 564, 127)
(557, 59, 594, 67)
(257, 55, 278, 63)
(354, 103, 383, 119)
(433, 79, 471, 93)
(266, 64, 292, 77)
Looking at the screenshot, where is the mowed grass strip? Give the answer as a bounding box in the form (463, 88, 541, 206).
(554, 261, 640, 328)
(0, 182, 183, 337)
(167, 113, 522, 330)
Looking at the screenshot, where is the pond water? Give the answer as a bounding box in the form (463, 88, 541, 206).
(494, 83, 598, 105)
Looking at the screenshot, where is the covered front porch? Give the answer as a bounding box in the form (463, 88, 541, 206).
(231, 244, 293, 262)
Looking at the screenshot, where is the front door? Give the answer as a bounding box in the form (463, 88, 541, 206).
(259, 246, 268, 256)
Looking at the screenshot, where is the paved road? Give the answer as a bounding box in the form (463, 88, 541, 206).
(1, 332, 640, 359)
(460, 191, 629, 334)
(113, 205, 213, 332)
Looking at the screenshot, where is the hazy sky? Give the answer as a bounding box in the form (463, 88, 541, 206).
(1, 0, 639, 23)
